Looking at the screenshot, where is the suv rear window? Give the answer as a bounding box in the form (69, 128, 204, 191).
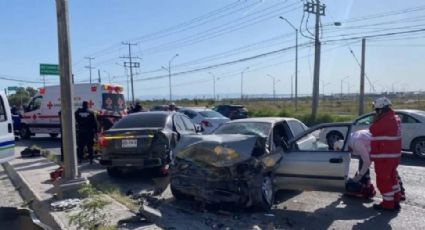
(199, 110, 225, 118)
(0, 97, 6, 122)
(112, 113, 168, 129)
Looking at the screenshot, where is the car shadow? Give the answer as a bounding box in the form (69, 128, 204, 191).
(400, 152, 424, 167)
(141, 194, 399, 230)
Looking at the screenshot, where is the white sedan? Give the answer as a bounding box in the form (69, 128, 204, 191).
(321, 109, 425, 158)
(179, 107, 230, 134)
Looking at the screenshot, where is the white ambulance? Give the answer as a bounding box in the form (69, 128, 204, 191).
(20, 83, 127, 139)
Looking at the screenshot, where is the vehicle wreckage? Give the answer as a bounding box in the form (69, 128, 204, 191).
(170, 118, 353, 210)
(170, 134, 280, 210)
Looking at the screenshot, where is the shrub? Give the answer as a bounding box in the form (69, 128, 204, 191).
(69, 184, 114, 230)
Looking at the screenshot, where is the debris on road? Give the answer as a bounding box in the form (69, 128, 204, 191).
(138, 204, 162, 223)
(20, 147, 41, 158)
(50, 198, 80, 211)
(49, 166, 64, 182)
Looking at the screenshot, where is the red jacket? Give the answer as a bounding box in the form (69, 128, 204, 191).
(369, 110, 401, 160)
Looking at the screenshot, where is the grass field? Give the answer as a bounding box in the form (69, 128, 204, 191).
(137, 94, 425, 126)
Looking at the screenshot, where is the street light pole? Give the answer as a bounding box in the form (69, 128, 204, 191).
(162, 54, 179, 102)
(341, 76, 349, 98)
(267, 74, 277, 100)
(279, 16, 298, 110)
(321, 80, 331, 98)
(240, 67, 249, 101)
(209, 72, 217, 101)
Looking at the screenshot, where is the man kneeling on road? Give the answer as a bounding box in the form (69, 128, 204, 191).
(335, 130, 376, 199)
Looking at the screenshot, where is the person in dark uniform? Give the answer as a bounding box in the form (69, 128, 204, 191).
(75, 101, 98, 164)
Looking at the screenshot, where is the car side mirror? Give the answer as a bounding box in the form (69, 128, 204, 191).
(195, 124, 203, 133)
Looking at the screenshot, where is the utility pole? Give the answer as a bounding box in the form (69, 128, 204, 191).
(55, 0, 79, 182)
(305, 0, 326, 120)
(279, 17, 298, 110)
(84, 56, 95, 84)
(97, 69, 101, 83)
(121, 42, 140, 104)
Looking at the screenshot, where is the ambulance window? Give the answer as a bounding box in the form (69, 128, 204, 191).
(28, 96, 42, 112)
(0, 96, 6, 122)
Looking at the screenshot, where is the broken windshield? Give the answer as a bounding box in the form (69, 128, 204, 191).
(213, 122, 271, 138)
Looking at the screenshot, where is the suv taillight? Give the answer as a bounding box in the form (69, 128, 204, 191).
(98, 135, 108, 148)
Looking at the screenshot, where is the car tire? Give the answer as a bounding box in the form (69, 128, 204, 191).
(170, 184, 192, 200)
(411, 137, 425, 158)
(20, 125, 31, 139)
(49, 133, 59, 138)
(106, 167, 122, 177)
(326, 131, 343, 150)
(252, 174, 274, 211)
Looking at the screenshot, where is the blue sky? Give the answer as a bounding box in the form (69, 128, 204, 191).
(1, 0, 424, 100)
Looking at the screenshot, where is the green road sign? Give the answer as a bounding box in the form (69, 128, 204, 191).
(40, 64, 59, 75)
(7, 86, 18, 91)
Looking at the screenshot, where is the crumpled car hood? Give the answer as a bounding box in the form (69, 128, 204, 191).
(175, 134, 258, 167)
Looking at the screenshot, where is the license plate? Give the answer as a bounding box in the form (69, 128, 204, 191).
(122, 139, 137, 148)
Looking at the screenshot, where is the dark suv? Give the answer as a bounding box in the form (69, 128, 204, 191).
(213, 104, 248, 120)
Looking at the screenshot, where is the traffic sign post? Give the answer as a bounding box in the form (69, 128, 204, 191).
(40, 64, 60, 75)
(7, 86, 18, 91)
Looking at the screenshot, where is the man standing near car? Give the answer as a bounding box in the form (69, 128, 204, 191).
(75, 101, 98, 164)
(370, 97, 402, 211)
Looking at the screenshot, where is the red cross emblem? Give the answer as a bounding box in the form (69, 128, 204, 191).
(47, 101, 53, 110)
(32, 114, 37, 120)
(88, 100, 95, 108)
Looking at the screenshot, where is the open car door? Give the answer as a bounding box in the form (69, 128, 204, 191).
(274, 123, 352, 192)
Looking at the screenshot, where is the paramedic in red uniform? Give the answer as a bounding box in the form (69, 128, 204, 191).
(370, 97, 402, 211)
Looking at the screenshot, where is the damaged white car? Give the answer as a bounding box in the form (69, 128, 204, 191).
(170, 118, 353, 210)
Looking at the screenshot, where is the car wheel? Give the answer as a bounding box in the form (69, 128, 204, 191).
(20, 125, 31, 139)
(170, 184, 192, 200)
(411, 137, 425, 158)
(326, 131, 343, 150)
(49, 133, 59, 138)
(252, 174, 274, 211)
(106, 167, 122, 177)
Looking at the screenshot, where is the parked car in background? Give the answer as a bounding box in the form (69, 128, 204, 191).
(321, 109, 425, 158)
(214, 104, 248, 120)
(150, 105, 180, 111)
(179, 107, 230, 133)
(99, 111, 199, 177)
(171, 118, 352, 211)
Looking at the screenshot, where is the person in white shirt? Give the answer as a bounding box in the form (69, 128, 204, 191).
(334, 130, 375, 199)
(348, 129, 372, 182)
(334, 129, 371, 182)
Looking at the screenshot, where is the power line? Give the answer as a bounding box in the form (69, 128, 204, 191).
(0, 75, 44, 84)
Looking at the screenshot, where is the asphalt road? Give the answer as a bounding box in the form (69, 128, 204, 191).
(16, 135, 425, 230)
